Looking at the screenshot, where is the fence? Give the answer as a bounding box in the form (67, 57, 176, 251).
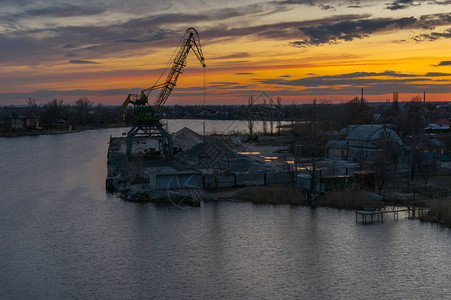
(392, 181, 448, 198)
(202, 172, 292, 189)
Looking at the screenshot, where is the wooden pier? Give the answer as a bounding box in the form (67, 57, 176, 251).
(355, 206, 427, 224)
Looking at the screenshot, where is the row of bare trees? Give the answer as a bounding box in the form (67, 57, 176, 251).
(26, 97, 118, 127)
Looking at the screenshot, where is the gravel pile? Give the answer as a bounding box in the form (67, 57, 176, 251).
(172, 127, 204, 150)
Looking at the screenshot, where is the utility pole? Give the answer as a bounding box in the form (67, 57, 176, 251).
(293, 120, 297, 187)
(411, 129, 416, 181)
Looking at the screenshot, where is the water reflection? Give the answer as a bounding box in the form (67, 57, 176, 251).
(0, 128, 450, 299)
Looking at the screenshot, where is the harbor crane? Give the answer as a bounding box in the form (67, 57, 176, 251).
(120, 27, 206, 160)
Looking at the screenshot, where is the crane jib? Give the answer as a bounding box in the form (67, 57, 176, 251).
(119, 27, 205, 123)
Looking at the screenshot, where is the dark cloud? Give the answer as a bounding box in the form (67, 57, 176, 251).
(275, 0, 316, 5)
(290, 13, 451, 47)
(435, 60, 451, 66)
(385, 0, 422, 11)
(236, 72, 255, 75)
(64, 53, 78, 57)
(202, 14, 368, 42)
(0, 1, 298, 64)
(208, 82, 240, 85)
(214, 53, 251, 59)
(116, 2, 289, 30)
(24, 3, 104, 17)
(425, 72, 451, 76)
(319, 4, 336, 10)
(385, 0, 451, 10)
(63, 43, 77, 49)
(412, 28, 451, 41)
(68, 60, 99, 64)
(291, 17, 417, 47)
(255, 71, 451, 94)
(116, 30, 170, 43)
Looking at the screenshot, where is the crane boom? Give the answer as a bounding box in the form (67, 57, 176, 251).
(120, 27, 205, 122)
(144, 27, 205, 112)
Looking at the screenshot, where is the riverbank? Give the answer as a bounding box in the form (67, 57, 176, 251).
(0, 123, 127, 137)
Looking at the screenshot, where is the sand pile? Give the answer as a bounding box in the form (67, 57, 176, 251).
(177, 140, 274, 173)
(172, 127, 204, 150)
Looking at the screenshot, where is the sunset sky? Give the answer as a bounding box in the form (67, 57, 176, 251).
(0, 0, 450, 105)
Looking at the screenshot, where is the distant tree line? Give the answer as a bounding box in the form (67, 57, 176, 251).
(19, 97, 121, 128)
(2, 94, 450, 138)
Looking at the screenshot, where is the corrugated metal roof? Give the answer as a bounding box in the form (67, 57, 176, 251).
(344, 124, 402, 148)
(325, 140, 348, 149)
(346, 125, 384, 141)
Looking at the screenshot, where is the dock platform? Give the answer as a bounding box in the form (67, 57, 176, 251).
(355, 206, 427, 224)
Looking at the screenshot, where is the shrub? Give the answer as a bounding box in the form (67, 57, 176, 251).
(323, 189, 383, 210)
(419, 200, 451, 227)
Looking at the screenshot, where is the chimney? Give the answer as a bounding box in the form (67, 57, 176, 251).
(424, 91, 426, 102)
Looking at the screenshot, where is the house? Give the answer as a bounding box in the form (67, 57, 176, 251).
(4, 112, 24, 130)
(424, 121, 451, 135)
(24, 113, 40, 129)
(341, 124, 402, 162)
(416, 137, 448, 165)
(0, 112, 40, 131)
(325, 140, 349, 160)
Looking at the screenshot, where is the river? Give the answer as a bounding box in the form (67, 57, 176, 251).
(0, 122, 450, 299)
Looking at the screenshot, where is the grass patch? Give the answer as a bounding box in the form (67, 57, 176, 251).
(322, 189, 383, 210)
(247, 187, 305, 205)
(419, 200, 451, 227)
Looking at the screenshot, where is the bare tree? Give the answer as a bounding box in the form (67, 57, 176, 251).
(276, 96, 282, 135)
(42, 98, 68, 124)
(247, 96, 255, 135)
(26, 98, 38, 115)
(269, 98, 274, 135)
(420, 159, 434, 187)
(262, 99, 267, 135)
(294, 99, 328, 193)
(74, 97, 93, 125)
(342, 97, 374, 125)
(371, 141, 397, 194)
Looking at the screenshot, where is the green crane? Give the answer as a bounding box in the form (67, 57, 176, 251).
(120, 27, 206, 160)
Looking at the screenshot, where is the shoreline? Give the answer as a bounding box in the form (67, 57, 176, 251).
(0, 123, 128, 137)
(110, 184, 451, 227)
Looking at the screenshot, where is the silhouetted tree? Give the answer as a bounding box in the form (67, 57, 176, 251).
(74, 97, 93, 125)
(341, 97, 374, 125)
(42, 99, 68, 124)
(247, 96, 255, 135)
(294, 99, 328, 193)
(26, 98, 38, 115)
(370, 140, 398, 194)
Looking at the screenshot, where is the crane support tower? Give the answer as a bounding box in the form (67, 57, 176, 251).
(120, 27, 206, 160)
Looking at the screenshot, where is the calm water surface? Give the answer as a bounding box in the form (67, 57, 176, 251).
(1, 124, 450, 299)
